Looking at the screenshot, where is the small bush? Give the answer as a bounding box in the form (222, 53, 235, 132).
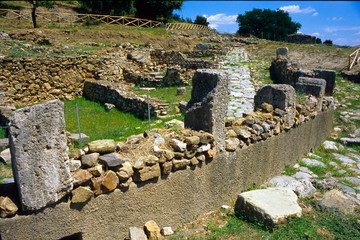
(323, 40, 333, 46)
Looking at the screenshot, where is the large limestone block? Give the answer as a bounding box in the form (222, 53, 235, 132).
(9, 100, 72, 211)
(254, 84, 296, 111)
(314, 69, 336, 95)
(295, 77, 326, 98)
(235, 188, 302, 227)
(185, 70, 228, 144)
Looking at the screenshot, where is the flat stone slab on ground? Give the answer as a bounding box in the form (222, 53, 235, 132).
(235, 187, 302, 227)
(316, 189, 358, 214)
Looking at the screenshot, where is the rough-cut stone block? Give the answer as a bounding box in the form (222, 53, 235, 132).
(69, 133, 89, 144)
(129, 227, 148, 240)
(235, 188, 302, 227)
(276, 47, 288, 59)
(9, 100, 72, 211)
(254, 84, 296, 111)
(72, 169, 93, 187)
(314, 69, 336, 95)
(185, 70, 228, 145)
(88, 139, 116, 154)
(295, 77, 326, 97)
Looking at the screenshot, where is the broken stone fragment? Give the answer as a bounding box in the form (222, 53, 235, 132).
(197, 144, 211, 153)
(138, 155, 159, 166)
(91, 170, 119, 195)
(0, 148, 11, 164)
(71, 186, 93, 204)
(69, 160, 82, 172)
(87, 165, 104, 177)
(81, 153, 99, 168)
(190, 157, 199, 165)
(169, 139, 187, 152)
(72, 169, 93, 187)
(144, 220, 164, 240)
(133, 164, 161, 182)
(316, 189, 358, 214)
(233, 126, 251, 139)
(172, 159, 190, 171)
(185, 136, 200, 145)
(204, 149, 216, 158)
(129, 227, 148, 240)
(161, 227, 174, 236)
(117, 161, 134, 181)
(99, 152, 125, 168)
(199, 132, 215, 144)
(0, 196, 18, 218)
(161, 161, 173, 175)
(88, 139, 116, 154)
(119, 177, 133, 188)
(156, 150, 174, 163)
(235, 188, 302, 227)
(225, 138, 240, 152)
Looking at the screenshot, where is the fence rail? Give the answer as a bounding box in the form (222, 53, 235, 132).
(166, 22, 214, 32)
(0, 8, 162, 28)
(349, 48, 360, 70)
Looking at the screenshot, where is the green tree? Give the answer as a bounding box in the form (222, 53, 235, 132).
(194, 15, 209, 26)
(237, 8, 301, 40)
(26, 0, 54, 28)
(77, 0, 136, 16)
(134, 0, 183, 20)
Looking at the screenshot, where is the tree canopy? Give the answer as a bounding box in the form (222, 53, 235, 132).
(237, 8, 301, 40)
(78, 0, 184, 21)
(194, 16, 209, 26)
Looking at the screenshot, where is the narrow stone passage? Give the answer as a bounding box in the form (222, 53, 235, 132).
(222, 47, 256, 120)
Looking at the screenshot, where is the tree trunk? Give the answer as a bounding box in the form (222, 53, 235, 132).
(31, 5, 37, 28)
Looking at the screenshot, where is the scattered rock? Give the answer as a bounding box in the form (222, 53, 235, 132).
(169, 139, 187, 152)
(165, 119, 184, 129)
(322, 141, 338, 150)
(0, 148, 11, 164)
(87, 165, 104, 177)
(312, 177, 338, 190)
(301, 158, 326, 168)
(104, 103, 116, 112)
(340, 137, 360, 145)
(235, 188, 302, 227)
(269, 176, 316, 197)
(133, 164, 161, 182)
(316, 189, 358, 214)
(0, 196, 18, 218)
(161, 227, 174, 236)
(69, 133, 89, 145)
(117, 161, 134, 181)
(144, 220, 164, 240)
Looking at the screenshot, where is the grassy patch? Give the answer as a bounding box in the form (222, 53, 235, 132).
(0, 163, 13, 183)
(283, 164, 297, 176)
(132, 85, 192, 116)
(64, 97, 149, 142)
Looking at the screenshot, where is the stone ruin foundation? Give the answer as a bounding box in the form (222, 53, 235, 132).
(0, 52, 335, 239)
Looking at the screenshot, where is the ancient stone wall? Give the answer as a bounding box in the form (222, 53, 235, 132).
(0, 56, 127, 106)
(0, 108, 333, 240)
(287, 34, 316, 44)
(150, 49, 214, 69)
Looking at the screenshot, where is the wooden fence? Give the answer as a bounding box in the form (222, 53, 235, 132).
(349, 47, 360, 70)
(166, 22, 214, 32)
(0, 8, 162, 28)
(0, 8, 215, 32)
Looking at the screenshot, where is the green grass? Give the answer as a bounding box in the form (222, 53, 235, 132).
(170, 205, 360, 240)
(132, 85, 192, 115)
(0, 127, 7, 138)
(0, 163, 13, 183)
(64, 97, 150, 142)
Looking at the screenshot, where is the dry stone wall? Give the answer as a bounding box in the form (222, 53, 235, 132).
(150, 49, 214, 69)
(0, 55, 128, 106)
